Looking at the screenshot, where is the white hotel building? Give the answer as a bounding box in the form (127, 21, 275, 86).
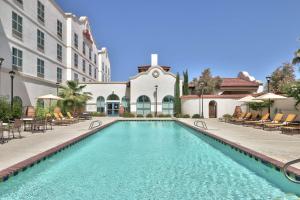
(0, 0, 110, 107)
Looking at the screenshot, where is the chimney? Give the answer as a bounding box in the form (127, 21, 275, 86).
(151, 54, 158, 66)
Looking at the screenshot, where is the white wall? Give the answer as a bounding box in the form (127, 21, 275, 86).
(83, 83, 128, 112)
(272, 97, 300, 121)
(130, 66, 181, 114)
(182, 98, 245, 118)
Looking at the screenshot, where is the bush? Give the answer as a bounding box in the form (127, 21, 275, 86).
(0, 97, 11, 122)
(192, 114, 201, 118)
(222, 114, 232, 120)
(12, 97, 22, 119)
(136, 114, 144, 118)
(182, 114, 190, 118)
(122, 112, 135, 118)
(91, 112, 106, 117)
(146, 113, 153, 118)
(158, 114, 172, 118)
(175, 113, 182, 118)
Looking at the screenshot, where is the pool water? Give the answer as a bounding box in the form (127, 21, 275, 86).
(0, 121, 299, 199)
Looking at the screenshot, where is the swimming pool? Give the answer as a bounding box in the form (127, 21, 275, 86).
(0, 121, 299, 199)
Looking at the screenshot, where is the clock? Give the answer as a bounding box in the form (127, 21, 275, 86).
(152, 70, 160, 78)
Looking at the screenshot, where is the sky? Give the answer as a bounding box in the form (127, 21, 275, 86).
(57, 0, 300, 82)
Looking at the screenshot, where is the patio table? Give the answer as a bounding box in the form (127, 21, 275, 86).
(22, 118, 34, 131)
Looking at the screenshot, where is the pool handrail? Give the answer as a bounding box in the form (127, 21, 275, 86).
(283, 158, 300, 184)
(194, 120, 208, 130)
(89, 120, 102, 130)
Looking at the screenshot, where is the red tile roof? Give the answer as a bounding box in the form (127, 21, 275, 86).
(221, 78, 259, 87)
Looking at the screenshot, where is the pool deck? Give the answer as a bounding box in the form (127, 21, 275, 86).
(1, 117, 300, 179)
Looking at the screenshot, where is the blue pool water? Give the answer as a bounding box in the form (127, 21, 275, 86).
(0, 121, 299, 199)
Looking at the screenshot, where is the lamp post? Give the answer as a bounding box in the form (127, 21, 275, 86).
(266, 76, 271, 118)
(198, 82, 205, 118)
(9, 70, 16, 110)
(155, 85, 158, 117)
(56, 82, 60, 96)
(0, 58, 4, 96)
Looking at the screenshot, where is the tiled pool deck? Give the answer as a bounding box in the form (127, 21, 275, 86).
(0, 117, 300, 180)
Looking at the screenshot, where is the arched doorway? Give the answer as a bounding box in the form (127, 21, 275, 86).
(136, 95, 151, 116)
(209, 100, 217, 118)
(96, 96, 105, 113)
(121, 96, 130, 112)
(107, 94, 120, 116)
(162, 95, 174, 115)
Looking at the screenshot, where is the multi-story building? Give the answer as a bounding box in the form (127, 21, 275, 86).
(0, 0, 110, 107)
(98, 47, 111, 82)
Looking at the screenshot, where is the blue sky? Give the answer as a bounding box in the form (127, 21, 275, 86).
(57, 0, 300, 82)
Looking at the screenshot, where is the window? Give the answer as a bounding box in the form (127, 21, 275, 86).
(74, 73, 79, 82)
(82, 42, 86, 55)
(12, 47, 22, 71)
(74, 33, 78, 49)
(37, 1, 45, 23)
(12, 12, 22, 39)
(82, 60, 86, 73)
(102, 62, 104, 72)
(89, 48, 92, 60)
(57, 67, 62, 83)
(89, 65, 92, 76)
(82, 77, 86, 82)
(37, 29, 44, 51)
(94, 54, 97, 64)
(162, 96, 174, 115)
(57, 20, 62, 40)
(94, 67, 97, 79)
(15, 0, 23, 7)
(96, 96, 105, 113)
(37, 58, 45, 78)
(136, 95, 151, 116)
(57, 44, 62, 61)
(74, 53, 78, 68)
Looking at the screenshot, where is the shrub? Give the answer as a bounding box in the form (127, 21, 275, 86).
(164, 114, 172, 118)
(175, 113, 182, 118)
(122, 112, 135, 118)
(146, 113, 153, 118)
(222, 114, 232, 120)
(136, 114, 144, 118)
(12, 97, 22, 119)
(182, 114, 190, 118)
(91, 112, 106, 117)
(158, 114, 172, 118)
(0, 97, 11, 122)
(192, 114, 201, 118)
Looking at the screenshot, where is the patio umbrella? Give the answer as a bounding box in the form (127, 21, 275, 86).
(255, 93, 287, 118)
(238, 95, 263, 112)
(37, 94, 63, 108)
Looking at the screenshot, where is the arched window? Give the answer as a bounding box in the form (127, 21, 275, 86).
(96, 96, 105, 113)
(107, 94, 119, 101)
(36, 99, 44, 108)
(121, 96, 130, 112)
(136, 95, 151, 116)
(209, 100, 217, 118)
(162, 95, 174, 115)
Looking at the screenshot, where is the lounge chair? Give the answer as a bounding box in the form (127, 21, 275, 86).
(53, 113, 71, 125)
(58, 112, 77, 123)
(67, 112, 79, 123)
(229, 112, 246, 123)
(243, 113, 270, 126)
(263, 114, 297, 130)
(231, 112, 252, 124)
(281, 125, 300, 135)
(235, 112, 259, 124)
(255, 113, 284, 129)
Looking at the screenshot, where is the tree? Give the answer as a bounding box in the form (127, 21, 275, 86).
(268, 63, 295, 94)
(174, 72, 181, 115)
(182, 69, 189, 95)
(193, 68, 222, 95)
(292, 49, 300, 66)
(59, 81, 92, 113)
(286, 81, 300, 109)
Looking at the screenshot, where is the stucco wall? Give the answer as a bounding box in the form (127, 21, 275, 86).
(181, 98, 245, 118)
(129, 66, 181, 114)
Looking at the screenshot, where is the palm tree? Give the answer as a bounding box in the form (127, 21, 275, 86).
(59, 81, 92, 113)
(292, 49, 300, 65)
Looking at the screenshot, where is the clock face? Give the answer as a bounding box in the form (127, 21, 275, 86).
(152, 70, 160, 78)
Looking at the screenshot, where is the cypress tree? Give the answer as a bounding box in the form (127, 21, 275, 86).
(183, 69, 189, 95)
(174, 72, 181, 115)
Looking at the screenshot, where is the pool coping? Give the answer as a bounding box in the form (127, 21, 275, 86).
(176, 120, 300, 180)
(0, 118, 299, 183)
